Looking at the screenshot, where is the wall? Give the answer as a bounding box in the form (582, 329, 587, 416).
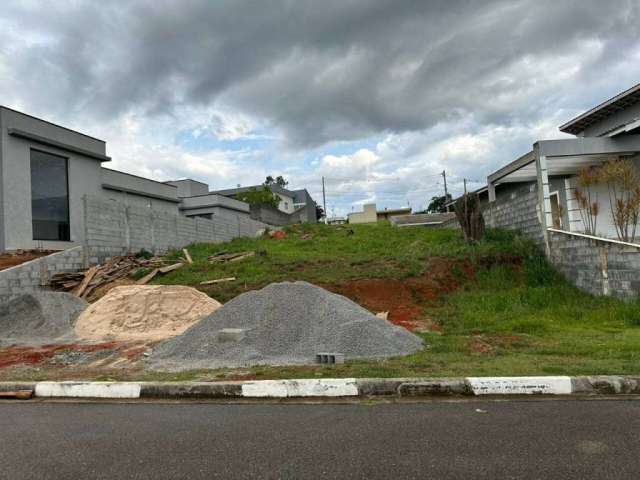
(0, 246, 85, 304)
(101, 168, 180, 214)
(83, 195, 268, 257)
(348, 204, 377, 224)
(580, 102, 640, 137)
(483, 182, 544, 246)
(165, 179, 209, 198)
(0, 108, 107, 251)
(249, 203, 306, 226)
(549, 230, 640, 299)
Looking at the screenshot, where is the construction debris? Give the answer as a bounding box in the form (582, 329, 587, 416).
(50, 255, 167, 300)
(199, 277, 236, 285)
(0, 390, 33, 400)
(147, 281, 424, 371)
(158, 262, 184, 274)
(136, 268, 159, 285)
(75, 285, 222, 342)
(208, 251, 255, 263)
(183, 249, 193, 264)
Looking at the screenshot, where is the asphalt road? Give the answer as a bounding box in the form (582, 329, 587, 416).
(1, 399, 639, 479)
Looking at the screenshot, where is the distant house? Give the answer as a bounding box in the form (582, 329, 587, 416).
(348, 203, 412, 224)
(213, 184, 317, 224)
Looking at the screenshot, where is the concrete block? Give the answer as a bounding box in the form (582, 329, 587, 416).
(217, 328, 247, 342)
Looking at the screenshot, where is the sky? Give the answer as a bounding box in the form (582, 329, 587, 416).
(1, 0, 640, 216)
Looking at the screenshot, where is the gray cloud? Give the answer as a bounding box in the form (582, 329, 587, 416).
(2, 0, 639, 149)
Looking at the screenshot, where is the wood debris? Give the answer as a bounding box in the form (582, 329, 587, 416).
(183, 248, 193, 264)
(208, 251, 255, 263)
(199, 276, 236, 286)
(159, 262, 184, 274)
(50, 255, 167, 300)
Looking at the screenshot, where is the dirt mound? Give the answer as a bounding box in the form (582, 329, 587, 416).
(75, 285, 221, 342)
(147, 281, 424, 371)
(0, 292, 87, 345)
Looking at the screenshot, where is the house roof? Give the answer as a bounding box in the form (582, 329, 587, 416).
(390, 212, 456, 226)
(559, 82, 640, 135)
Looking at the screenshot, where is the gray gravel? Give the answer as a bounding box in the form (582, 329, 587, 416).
(0, 291, 87, 345)
(147, 281, 424, 371)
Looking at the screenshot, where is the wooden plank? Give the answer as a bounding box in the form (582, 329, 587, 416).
(158, 262, 183, 274)
(0, 390, 33, 400)
(136, 268, 159, 285)
(183, 248, 193, 264)
(199, 277, 236, 285)
(72, 266, 99, 297)
(229, 252, 255, 262)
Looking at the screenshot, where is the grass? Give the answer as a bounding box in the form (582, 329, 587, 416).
(3, 222, 639, 382)
(131, 222, 640, 380)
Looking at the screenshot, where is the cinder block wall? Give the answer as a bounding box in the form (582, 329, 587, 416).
(0, 246, 85, 304)
(84, 195, 269, 257)
(483, 182, 544, 247)
(549, 231, 640, 299)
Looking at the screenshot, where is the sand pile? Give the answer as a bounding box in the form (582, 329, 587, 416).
(75, 285, 221, 342)
(148, 281, 424, 371)
(0, 292, 87, 345)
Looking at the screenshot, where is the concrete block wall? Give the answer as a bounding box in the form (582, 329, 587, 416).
(84, 195, 269, 256)
(249, 203, 306, 226)
(483, 182, 544, 246)
(549, 231, 640, 299)
(0, 246, 85, 304)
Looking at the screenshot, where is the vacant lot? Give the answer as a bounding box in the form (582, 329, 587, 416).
(149, 222, 640, 381)
(2, 222, 639, 381)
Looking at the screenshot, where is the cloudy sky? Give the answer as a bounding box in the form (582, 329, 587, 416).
(1, 1, 639, 215)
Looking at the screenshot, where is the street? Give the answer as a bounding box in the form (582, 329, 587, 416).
(1, 399, 639, 479)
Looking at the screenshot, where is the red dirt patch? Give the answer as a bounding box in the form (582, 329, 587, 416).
(0, 342, 129, 369)
(325, 257, 474, 332)
(467, 335, 525, 356)
(0, 250, 57, 272)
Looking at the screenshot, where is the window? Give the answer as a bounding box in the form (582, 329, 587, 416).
(284, 202, 289, 210)
(30, 150, 70, 241)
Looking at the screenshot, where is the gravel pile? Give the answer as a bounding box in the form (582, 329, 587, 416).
(147, 281, 424, 371)
(0, 292, 87, 345)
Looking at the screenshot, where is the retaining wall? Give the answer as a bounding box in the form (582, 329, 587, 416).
(0, 246, 85, 304)
(249, 203, 306, 226)
(549, 230, 640, 299)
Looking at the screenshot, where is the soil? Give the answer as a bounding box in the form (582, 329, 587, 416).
(325, 257, 474, 332)
(0, 250, 57, 272)
(0, 341, 152, 370)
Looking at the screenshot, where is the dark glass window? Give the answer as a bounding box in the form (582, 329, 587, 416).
(30, 150, 70, 241)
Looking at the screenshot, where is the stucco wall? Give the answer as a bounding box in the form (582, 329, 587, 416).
(0, 108, 106, 251)
(483, 182, 544, 246)
(549, 230, 640, 299)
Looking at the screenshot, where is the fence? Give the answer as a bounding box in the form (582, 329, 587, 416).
(83, 195, 269, 260)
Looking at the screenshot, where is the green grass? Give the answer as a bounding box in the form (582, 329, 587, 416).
(157, 222, 534, 301)
(130, 222, 640, 380)
(5, 222, 638, 382)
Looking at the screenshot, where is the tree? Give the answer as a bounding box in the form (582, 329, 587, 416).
(454, 193, 485, 242)
(575, 166, 600, 236)
(236, 186, 280, 208)
(600, 158, 640, 242)
(264, 175, 288, 188)
(426, 194, 452, 213)
(315, 204, 325, 221)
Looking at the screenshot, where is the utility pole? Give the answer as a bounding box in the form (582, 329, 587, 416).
(322, 176, 327, 224)
(442, 170, 448, 198)
(463, 178, 468, 195)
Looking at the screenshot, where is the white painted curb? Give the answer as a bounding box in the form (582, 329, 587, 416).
(241, 378, 359, 398)
(467, 376, 572, 395)
(35, 382, 142, 399)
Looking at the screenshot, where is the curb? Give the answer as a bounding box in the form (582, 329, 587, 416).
(2, 376, 640, 400)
